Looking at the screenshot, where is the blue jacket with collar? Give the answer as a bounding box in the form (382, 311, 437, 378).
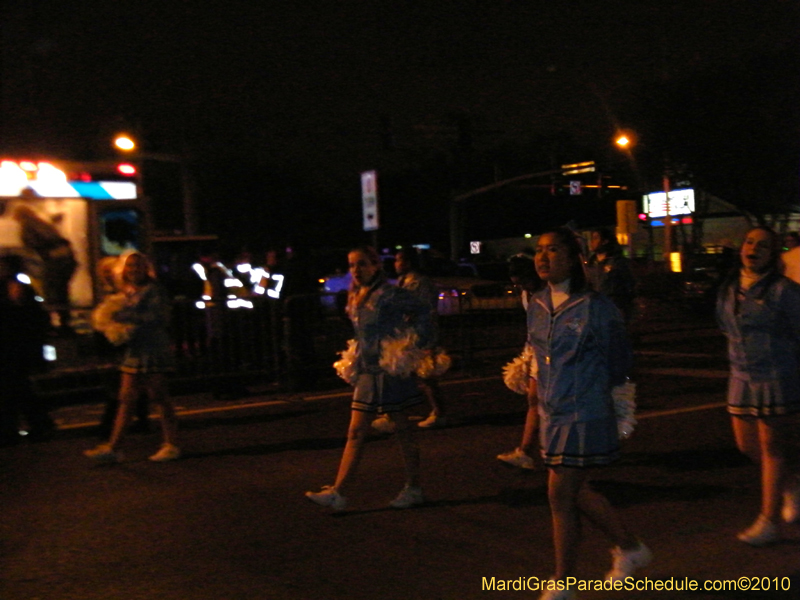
(716, 272, 800, 386)
(348, 280, 433, 373)
(527, 287, 631, 424)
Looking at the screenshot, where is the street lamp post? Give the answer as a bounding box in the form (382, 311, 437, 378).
(615, 133, 675, 266)
(662, 169, 672, 261)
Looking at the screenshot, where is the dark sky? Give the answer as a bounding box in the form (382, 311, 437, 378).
(2, 0, 798, 245)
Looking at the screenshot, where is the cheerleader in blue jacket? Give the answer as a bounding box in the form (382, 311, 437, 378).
(717, 226, 800, 546)
(529, 228, 650, 600)
(306, 246, 432, 511)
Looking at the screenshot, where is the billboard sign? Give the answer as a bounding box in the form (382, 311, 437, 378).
(642, 188, 695, 219)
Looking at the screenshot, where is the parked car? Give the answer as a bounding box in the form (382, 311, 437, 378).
(425, 258, 520, 315)
(432, 276, 520, 315)
(318, 270, 351, 314)
(318, 257, 520, 316)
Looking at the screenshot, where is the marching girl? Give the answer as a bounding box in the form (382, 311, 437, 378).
(306, 246, 432, 510)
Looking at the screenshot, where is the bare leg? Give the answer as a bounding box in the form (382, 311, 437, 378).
(759, 418, 789, 522)
(333, 410, 370, 494)
(422, 379, 445, 418)
(146, 373, 177, 447)
(393, 411, 421, 488)
(733, 416, 785, 521)
(519, 410, 539, 456)
(520, 377, 540, 455)
(108, 373, 138, 449)
(547, 466, 587, 581)
(577, 482, 638, 550)
(732, 416, 761, 463)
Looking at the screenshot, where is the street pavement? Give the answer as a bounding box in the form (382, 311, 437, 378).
(2, 299, 799, 600)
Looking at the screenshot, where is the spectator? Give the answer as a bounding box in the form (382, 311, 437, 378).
(12, 205, 77, 334)
(586, 227, 636, 323)
(781, 232, 800, 283)
(0, 254, 55, 444)
(508, 252, 541, 309)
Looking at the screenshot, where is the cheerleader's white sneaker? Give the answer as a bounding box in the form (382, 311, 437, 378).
(418, 414, 447, 429)
(782, 478, 800, 523)
(371, 414, 396, 434)
(389, 485, 424, 509)
(305, 486, 347, 511)
(84, 444, 120, 464)
(149, 443, 181, 462)
(737, 515, 780, 546)
(606, 542, 652, 582)
(497, 447, 536, 469)
(538, 582, 576, 600)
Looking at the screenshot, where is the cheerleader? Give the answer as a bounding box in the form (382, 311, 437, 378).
(306, 246, 432, 510)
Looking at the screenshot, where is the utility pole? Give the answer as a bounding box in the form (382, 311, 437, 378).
(663, 167, 672, 263)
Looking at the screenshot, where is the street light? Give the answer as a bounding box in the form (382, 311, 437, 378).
(613, 131, 675, 267)
(614, 130, 638, 151)
(114, 135, 136, 152)
(111, 134, 198, 235)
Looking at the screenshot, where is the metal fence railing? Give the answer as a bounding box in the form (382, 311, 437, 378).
(38, 292, 529, 400)
(169, 293, 528, 388)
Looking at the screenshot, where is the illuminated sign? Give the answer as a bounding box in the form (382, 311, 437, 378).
(0, 160, 137, 199)
(642, 188, 695, 219)
(70, 181, 137, 200)
(0, 160, 68, 197)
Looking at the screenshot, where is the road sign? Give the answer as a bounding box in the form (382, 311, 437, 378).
(569, 180, 582, 195)
(361, 170, 379, 231)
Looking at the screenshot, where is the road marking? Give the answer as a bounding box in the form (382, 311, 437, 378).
(638, 402, 726, 420)
(57, 397, 298, 430)
(636, 350, 719, 359)
(636, 367, 728, 379)
(54, 374, 727, 431)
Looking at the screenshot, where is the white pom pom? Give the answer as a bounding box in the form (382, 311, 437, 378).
(416, 348, 451, 379)
(104, 323, 134, 346)
(91, 293, 134, 346)
(379, 330, 426, 377)
(502, 345, 536, 395)
(612, 380, 637, 439)
(333, 339, 359, 385)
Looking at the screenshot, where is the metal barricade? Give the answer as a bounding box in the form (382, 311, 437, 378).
(170, 297, 282, 382)
(44, 292, 529, 401)
(170, 292, 528, 389)
(437, 295, 527, 374)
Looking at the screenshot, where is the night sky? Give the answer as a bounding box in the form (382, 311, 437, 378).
(2, 0, 798, 252)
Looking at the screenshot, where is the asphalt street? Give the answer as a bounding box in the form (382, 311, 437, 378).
(2, 299, 799, 600)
